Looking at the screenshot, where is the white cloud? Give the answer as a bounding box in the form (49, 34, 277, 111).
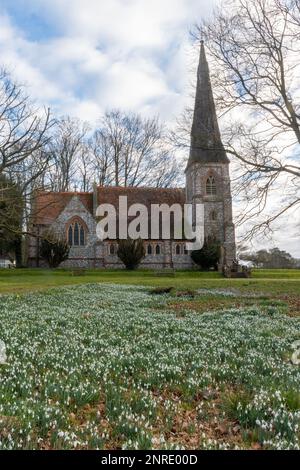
(0, 15, 68, 103)
(0, 0, 212, 124)
(0, 0, 298, 256)
(33, 0, 207, 49)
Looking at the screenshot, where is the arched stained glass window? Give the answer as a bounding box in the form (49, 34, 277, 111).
(68, 225, 73, 245)
(156, 245, 161, 255)
(67, 220, 86, 246)
(147, 244, 152, 255)
(206, 176, 217, 196)
(80, 226, 85, 246)
(74, 222, 79, 246)
(176, 244, 181, 255)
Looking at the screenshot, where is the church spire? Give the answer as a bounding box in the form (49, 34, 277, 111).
(187, 41, 229, 167)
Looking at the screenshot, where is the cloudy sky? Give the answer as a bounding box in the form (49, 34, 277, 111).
(0, 0, 211, 122)
(0, 0, 299, 257)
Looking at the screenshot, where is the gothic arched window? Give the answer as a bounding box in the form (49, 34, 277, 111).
(206, 176, 217, 196)
(80, 226, 85, 246)
(175, 244, 181, 255)
(74, 222, 79, 246)
(147, 244, 152, 255)
(110, 244, 115, 255)
(155, 244, 161, 255)
(67, 219, 86, 246)
(68, 225, 73, 245)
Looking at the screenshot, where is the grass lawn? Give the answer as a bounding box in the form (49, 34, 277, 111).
(1, 268, 300, 295)
(0, 283, 300, 450)
(0, 270, 299, 449)
(1, 268, 299, 316)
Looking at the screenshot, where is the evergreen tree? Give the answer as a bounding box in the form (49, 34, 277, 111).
(40, 230, 70, 268)
(117, 238, 145, 270)
(191, 238, 221, 271)
(0, 175, 23, 266)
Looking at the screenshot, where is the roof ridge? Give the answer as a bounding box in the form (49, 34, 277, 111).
(97, 186, 185, 191)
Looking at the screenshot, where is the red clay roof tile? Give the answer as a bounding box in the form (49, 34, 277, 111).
(32, 186, 185, 225)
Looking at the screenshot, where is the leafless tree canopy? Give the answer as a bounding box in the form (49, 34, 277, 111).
(0, 70, 181, 258)
(47, 117, 90, 192)
(0, 69, 54, 258)
(0, 68, 182, 262)
(88, 110, 181, 189)
(2, 1, 299, 250)
(0, 69, 52, 175)
(188, 0, 300, 238)
(43, 110, 181, 192)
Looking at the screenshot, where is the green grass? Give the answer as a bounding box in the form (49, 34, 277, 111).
(1, 283, 300, 450)
(252, 269, 300, 279)
(0, 269, 299, 448)
(0, 268, 300, 296)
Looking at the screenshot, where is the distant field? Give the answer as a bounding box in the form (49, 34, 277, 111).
(252, 269, 300, 279)
(0, 268, 300, 296)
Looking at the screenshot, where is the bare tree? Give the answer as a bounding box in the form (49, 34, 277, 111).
(0, 174, 23, 265)
(242, 247, 296, 268)
(48, 117, 89, 192)
(180, 0, 300, 238)
(89, 127, 115, 187)
(0, 69, 52, 175)
(77, 142, 93, 192)
(5, 147, 51, 224)
(0, 68, 54, 264)
(91, 109, 181, 188)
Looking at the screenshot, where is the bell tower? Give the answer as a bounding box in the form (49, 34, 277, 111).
(186, 41, 236, 267)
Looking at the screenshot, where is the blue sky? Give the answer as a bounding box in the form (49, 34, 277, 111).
(0, 0, 213, 124)
(0, 0, 299, 256)
(0, 1, 57, 40)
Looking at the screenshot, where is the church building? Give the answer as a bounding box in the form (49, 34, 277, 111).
(28, 42, 236, 269)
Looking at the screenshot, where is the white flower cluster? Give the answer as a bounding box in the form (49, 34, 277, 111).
(235, 389, 300, 449)
(0, 283, 299, 449)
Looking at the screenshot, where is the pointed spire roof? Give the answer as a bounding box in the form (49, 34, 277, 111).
(187, 41, 229, 167)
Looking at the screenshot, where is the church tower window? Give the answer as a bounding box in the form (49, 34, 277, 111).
(185, 41, 236, 267)
(206, 176, 217, 196)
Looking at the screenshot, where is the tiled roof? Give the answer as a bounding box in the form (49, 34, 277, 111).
(32, 186, 186, 225)
(97, 186, 185, 209)
(33, 191, 93, 225)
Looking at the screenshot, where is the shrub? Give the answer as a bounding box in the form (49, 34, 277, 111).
(191, 238, 221, 271)
(150, 287, 173, 295)
(0, 175, 23, 267)
(117, 238, 145, 270)
(175, 289, 196, 298)
(40, 231, 70, 268)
